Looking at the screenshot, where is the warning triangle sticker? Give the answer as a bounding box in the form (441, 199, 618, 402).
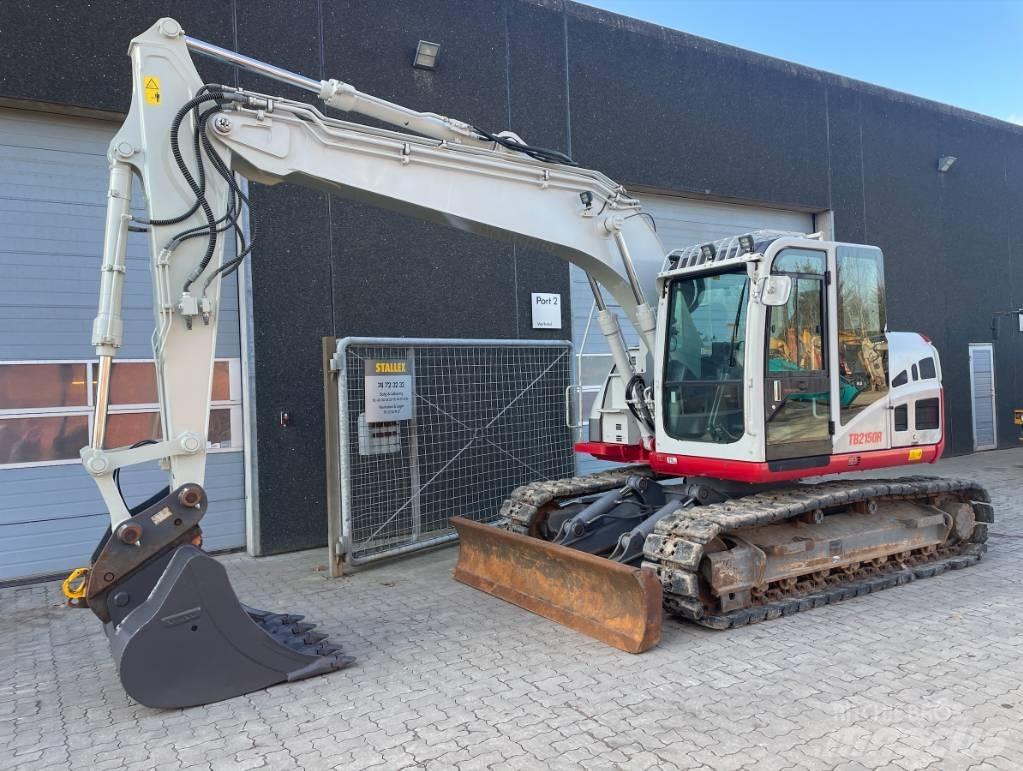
(144, 77, 159, 90)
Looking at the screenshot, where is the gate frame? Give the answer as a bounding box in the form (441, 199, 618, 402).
(328, 336, 572, 575)
(323, 336, 344, 577)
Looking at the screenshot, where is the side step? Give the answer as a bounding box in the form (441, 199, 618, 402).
(107, 545, 353, 709)
(451, 517, 662, 653)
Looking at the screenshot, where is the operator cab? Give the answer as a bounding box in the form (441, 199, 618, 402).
(653, 230, 942, 480)
(582, 231, 944, 483)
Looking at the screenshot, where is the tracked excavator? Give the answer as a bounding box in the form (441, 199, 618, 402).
(64, 19, 991, 708)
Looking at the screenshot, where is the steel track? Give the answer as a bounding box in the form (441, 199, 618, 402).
(499, 472, 992, 628)
(500, 466, 654, 536)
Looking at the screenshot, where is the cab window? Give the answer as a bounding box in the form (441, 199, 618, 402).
(767, 277, 825, 373)
(662, 269, 748, 444)
(768, 249, 826, 374)
(836, 245, 888, 424)
(772, 249, 825, 275)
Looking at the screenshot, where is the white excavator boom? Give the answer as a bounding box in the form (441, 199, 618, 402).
(85, 18, 665, 529)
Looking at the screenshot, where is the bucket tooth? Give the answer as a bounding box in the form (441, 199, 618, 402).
(107, 545, 354, 709)
(451, 516, 662, 653)
(281, 636, 322, 651)
(244, 608, 305, 626)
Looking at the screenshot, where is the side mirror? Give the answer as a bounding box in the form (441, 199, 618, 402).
(758, 275, 792, 306)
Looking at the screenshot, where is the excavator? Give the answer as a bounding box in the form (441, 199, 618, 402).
(63, 19, 992, 708)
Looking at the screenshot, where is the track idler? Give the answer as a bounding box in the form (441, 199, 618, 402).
(72, 484, 353, 709)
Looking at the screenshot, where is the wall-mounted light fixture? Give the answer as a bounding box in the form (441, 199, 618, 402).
(413, 40, 440, 70)
(991, 306, 1023, 339)
(937, 155, 957, 173)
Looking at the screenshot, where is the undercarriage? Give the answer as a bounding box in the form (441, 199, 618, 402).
(492, 468, 991, 631)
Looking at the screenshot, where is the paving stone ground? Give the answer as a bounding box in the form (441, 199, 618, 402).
(2, 448, 1022, 770)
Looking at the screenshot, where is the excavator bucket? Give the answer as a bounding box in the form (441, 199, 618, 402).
(81, 485, 353, 709)
(451, 517, 662, 653)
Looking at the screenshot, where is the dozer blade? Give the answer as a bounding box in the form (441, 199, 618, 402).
(107, 544, 353, 709)
(451, 517, 662, 653)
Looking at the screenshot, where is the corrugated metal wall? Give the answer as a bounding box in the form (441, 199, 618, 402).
(0, 107, 246, 581)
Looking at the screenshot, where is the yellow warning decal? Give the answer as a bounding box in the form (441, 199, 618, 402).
(143, 75, 162, 105)
(908, 448, 924, 461)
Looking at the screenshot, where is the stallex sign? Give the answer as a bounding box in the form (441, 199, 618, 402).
(364, 359, 414, 422)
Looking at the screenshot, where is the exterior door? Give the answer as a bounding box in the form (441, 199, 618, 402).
(969, 343, 997, 450)
(764, 249, 832, 460)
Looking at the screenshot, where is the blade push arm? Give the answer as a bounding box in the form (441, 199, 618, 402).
(87, 18, 664, 527)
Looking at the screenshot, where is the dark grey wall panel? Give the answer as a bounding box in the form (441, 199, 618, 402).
(505, 2, 574, 337)
(1002, 133, 1023, 449)
(328, 202, 519, 338)
(933, 118, 1016, 453)
(506, 1, 571, 154)
(0, 1, 234, 114)
(823, 86, 866, 246)
(246, 184, 334, 554)
(321, 0, 509, 133)
(234, 0, 323, 101)
(233, 1, 336, 553)
(564, 5, 830, 208)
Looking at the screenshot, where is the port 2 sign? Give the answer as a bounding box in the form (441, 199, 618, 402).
(531, 293, 562, 329)
(364, 359, 414, 422)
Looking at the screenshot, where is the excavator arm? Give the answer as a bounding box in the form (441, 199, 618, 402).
(72, 18, 666, 708)
(87, 18, 663, 530)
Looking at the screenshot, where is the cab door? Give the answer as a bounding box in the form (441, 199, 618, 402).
(764, 248, 832, 461)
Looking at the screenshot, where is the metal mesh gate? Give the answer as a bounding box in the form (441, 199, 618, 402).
(332, 338, 573, 567)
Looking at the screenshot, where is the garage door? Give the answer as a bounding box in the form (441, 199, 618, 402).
(571, 194, 815, 474)
(0, 107, 247, 581)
